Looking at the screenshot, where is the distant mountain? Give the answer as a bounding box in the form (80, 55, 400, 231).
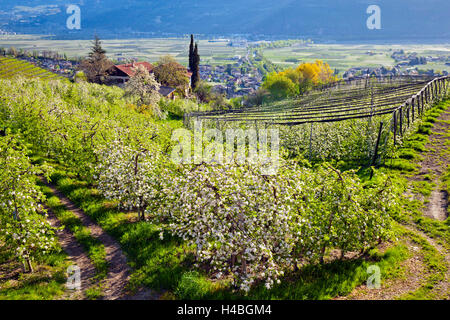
(0, 0, 450, 41)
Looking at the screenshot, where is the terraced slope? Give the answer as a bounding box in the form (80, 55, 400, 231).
(0, 56, 64, 81)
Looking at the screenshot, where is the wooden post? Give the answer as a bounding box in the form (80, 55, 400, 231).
(393, 111, 397, 146)
(370, 121, 384, 171)
(411, 97, 415, 123)
(399, 106, 403, 136)
(309, 123, 314, 162)
(406, 103, 410, 128)
(431, 80, 436, 102)
(429, 82, 432, 101)
(421, 91, 424, 114)
(417, 94, 420, 116)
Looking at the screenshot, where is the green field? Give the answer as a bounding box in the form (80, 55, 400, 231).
(0, 56, 63, 80)
(262, 43, 450, 74)
(1, 35, 449, 74)
(0, 35, 247, 66)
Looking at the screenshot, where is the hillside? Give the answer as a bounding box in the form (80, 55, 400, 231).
(0, 75, 449, 301)
(0, 56, 63, 80)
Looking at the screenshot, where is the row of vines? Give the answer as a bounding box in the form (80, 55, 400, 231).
(189, 76, 450, 162)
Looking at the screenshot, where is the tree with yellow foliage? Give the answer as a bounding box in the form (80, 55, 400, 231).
(263, 60, 338, 98)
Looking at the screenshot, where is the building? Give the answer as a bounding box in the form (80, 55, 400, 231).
(108, 61, 192, 98)
(108, 61, 154, 85)
(159, 86, 177, 100)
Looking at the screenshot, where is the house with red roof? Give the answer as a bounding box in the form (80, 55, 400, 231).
(108, 61, 155, 84)
(108, 61, 192, 99)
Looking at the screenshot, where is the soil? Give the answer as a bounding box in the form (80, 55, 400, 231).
(45, 205, 96, 300)
(336, 105, 450, 300)
(44, 181, 158, 300)
(414, 110, 450, 221)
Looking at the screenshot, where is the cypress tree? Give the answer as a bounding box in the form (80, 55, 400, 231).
(189, 34, 194, 71)
(192, 43, 200, 89)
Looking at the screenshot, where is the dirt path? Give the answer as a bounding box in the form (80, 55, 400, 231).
(412, 109, 450, 221)
(337, 104, 450, 300)
(413, 227, 450, 298)
(334, 240, 426, 300)
(413, 107, 450, 297)
(44, 182, 157, 300)
(45, 205, 96, 299)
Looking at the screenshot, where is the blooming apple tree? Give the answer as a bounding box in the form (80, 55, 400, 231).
(156, 159, 399, 292)
(0, 134, 57, 272)
(95, 138, 165, 221)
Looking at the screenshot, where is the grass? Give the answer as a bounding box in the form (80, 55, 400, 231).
(37, 181, 108, 299)
(0, 243, 69, 300)
(39, 160, 412, 300)
(398, 228, 447, 300)
(26, 98, 450, 300)
(245, 243, 410, 300)
(374, 97, 450, 299)
(5, 85, 446, 300)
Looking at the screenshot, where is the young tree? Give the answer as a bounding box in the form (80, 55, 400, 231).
(263, 60, 339, 97)
(193, 81, 214, 103)
(96, 139, 164, 221)
(0, 134, 57, 273)
(191, 43, 200, 89)
(8, 46, 18, 57)
(243, 88, 270, 107)
(79, 35, 113, 84)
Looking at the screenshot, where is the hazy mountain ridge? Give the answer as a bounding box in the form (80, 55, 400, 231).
(0, 0, 449, 41)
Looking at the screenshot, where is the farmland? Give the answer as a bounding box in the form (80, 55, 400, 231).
(189, 76, 446, 162)
(1, 35, 450, 74)
(0, 35, 247, 66)
(0, 56, 63, 80)
(261, 43, 450, 74)
(1, 71, 449, 300)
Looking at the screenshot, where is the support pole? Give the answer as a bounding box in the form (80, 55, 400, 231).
(371, 122, 384, 167)
(370, 122, 384, 179)
(393, 111, 397, 146)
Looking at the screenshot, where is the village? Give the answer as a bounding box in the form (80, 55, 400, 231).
(3, 42, 450, 99)
(200, 61, 264, 98)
